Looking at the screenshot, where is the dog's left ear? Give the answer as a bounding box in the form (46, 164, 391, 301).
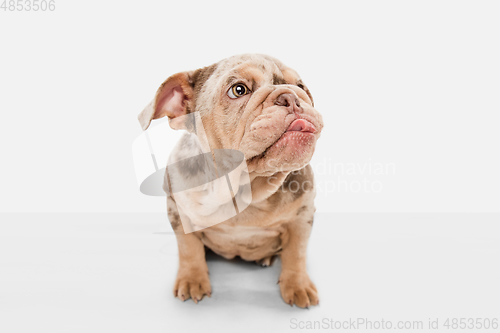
(138, 72, 194, 130)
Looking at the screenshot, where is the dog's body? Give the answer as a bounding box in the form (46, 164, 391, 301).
(139, 54, 323, 308)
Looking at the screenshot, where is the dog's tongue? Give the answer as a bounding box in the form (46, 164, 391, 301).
(286, 119, 316, 133)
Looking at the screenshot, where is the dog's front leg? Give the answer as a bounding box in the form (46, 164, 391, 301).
(168, 199, 211, 303)
(278, 220, 319, 308)
(173, 232, 211, 303)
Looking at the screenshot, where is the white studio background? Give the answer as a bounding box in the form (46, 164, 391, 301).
(0, 0, 499, 213)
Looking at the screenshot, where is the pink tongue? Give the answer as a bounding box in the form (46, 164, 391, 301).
(286, 119, 316, 133)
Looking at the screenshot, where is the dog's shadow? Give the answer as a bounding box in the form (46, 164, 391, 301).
(202, 249, 288, 309)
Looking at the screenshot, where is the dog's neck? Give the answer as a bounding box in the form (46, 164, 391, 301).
(248, 171, 290, 203)
(176, 131, 293, 203)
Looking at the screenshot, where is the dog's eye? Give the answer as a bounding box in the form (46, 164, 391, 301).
(228, 84, 250, 99)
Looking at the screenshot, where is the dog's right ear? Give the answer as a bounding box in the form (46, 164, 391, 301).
(138, 72, 194, 130)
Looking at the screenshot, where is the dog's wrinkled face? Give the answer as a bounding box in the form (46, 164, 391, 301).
(139, 54, 323, 175)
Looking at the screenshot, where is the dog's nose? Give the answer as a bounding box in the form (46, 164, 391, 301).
(274, 93, 301, 111)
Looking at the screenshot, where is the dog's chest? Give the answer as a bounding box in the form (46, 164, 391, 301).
(197, 222, 284, 261)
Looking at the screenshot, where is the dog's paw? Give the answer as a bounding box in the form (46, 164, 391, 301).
(256, 255, 277, 267)
(173, 268, 211, 304)
(278, 271, 319, 308)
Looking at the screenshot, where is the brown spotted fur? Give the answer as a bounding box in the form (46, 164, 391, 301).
(139, 54, 323, 308)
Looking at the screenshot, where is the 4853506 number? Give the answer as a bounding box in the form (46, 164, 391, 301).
(1, 0, 56, 11)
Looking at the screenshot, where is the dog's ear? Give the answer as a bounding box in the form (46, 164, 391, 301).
(138, 72, 194, 130)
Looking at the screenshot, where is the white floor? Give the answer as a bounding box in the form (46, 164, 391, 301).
(1, 213, 499, 332)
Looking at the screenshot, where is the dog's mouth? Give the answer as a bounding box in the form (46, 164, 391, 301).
(285, 118, 316, 133)
(247, 117, 318, 163)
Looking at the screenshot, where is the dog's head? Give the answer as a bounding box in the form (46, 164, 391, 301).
(139, 54, 323, 175)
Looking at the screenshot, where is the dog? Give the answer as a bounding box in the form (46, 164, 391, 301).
(138, 54, 323, 308)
